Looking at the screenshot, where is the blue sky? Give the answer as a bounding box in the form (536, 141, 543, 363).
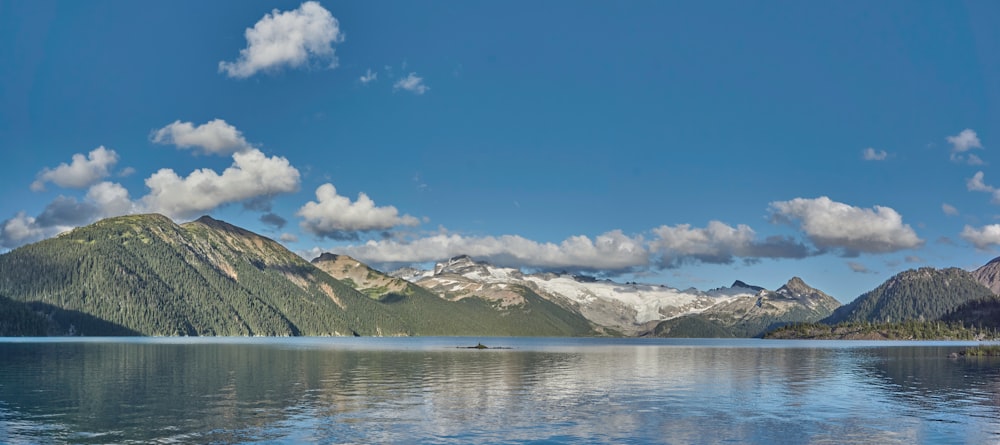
(3, 0, 1000, 302)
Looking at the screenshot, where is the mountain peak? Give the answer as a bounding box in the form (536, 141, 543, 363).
(731, 280, 765, 292)
(312, 252, 344, 263)
(189, 215, 246, 234)
(780, 277, 810, 293)
(434, 255, 488, 276)
(972, 258, 1000, 294)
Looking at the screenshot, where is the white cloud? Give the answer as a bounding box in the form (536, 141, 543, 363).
(0, 212, 59, 249)
(862, 147, 888, 161)
(336, 220, 813, 274)
(941, 203, 959, 216)
(219, 1, 343, 79)
(280, 233, 299, 243)
(650, 221, 810, 267)
(152, 119, 252, 155)
(141, 148, 300, 219)
(948, 129, 983, 153)
(339, 230, 650, 273)
(769, 196, 923, 255)
(360, 68, 377, 84)
(968, 171, 992, 192)
(948, 129, 984, 164)
(961, 224, 1000, 249)
(0, 180, 133, 249)
(393, 72, 429, 94)
(87, 181, 135, 217)
(297, 183, 420, 239)
(966, 171, 1000, 203)
(31, 146, 118, 191)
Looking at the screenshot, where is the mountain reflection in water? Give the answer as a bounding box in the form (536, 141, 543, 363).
(0, 338, 998, 444)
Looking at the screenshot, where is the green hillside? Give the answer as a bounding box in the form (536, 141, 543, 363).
(823, 267, 995, 324)
(0, 214, 596, 337)
(651, 315, 735, 338)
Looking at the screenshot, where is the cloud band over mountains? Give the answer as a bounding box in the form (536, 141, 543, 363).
(336, 197, 922, 275)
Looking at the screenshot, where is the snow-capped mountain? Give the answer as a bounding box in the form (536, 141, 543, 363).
(392, 255, 841, 336)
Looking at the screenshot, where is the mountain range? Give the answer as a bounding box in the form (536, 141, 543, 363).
(390, 255, 840, 337)
(1, 214, 999, 337)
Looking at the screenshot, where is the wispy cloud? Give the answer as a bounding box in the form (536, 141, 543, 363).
(948, 128, 984, 165)
(862, 147, 888, 161)
(393, 72, 429, 95)
(219, 1, 343, 79)
(966, 171, 1000, 203)
(941, 203, 958, 216)
(847, 261, 876, 274)
(360, 68, 377, 85)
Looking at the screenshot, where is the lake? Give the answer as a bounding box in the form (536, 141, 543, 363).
(0, 337, 998, 444)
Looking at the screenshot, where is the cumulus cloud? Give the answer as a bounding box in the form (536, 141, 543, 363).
(297, 184, 419, 239)
(141, 148, 300, 219)
(0, 181, 135, 249)
(961, 224, 1000, 249)
(280, 233, 299, 243)
(393, 72, 429, 94)
(941, 203, 959, 216)
(87, 182, 135, 216)
(152, 119, 252, 155)
(360, 68, 377, 84)
(862, 147, 888, 161)
(339, 230, 650, 274)
(650, 221, 811, 267)
(769, 196, 923, 255)
(335, 220, 816, 275)
(31, 146, 118, 191)
(219, 1, 343, 79)
(0, 212, 57, 249)
(948, 129, 984, 164)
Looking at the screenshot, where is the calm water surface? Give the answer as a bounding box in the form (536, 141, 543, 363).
(0, 337, 998, 444)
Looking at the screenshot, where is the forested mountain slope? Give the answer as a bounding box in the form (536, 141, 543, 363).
(0, 214, 595, 336)
(823, 267, 994, 324)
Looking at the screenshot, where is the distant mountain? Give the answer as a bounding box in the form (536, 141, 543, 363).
(971, 256, 1000, 295)
(396, 256, 840, 337)
(313, 253, 597, 336)
(0, 214, 596, 337)
(823, 267, 995, 324)
(652, 277, 842, 337)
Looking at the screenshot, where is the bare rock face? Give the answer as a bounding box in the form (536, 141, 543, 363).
(972, 257, 1000, 295)
(311, 253, 409, 298)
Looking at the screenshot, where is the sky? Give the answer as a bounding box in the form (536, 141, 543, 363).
(3, 1, 1000, 303)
